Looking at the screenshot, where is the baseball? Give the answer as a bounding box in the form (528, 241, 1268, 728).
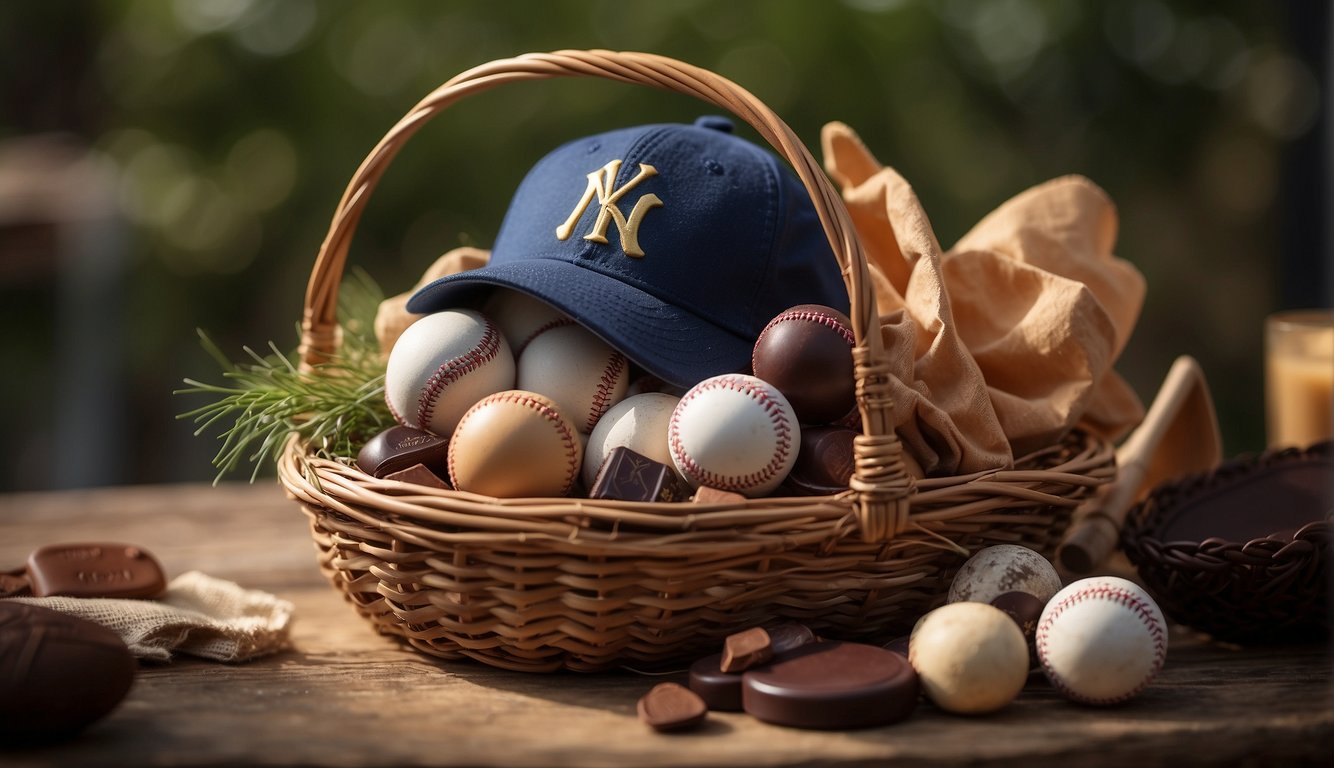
(1036, 576, 1168, 706)
(751, 304, 857, 425)
(908, 602, 1030, 715)
(668, 374, 800, 497)
(447, 390, 582, 498)
(383, 309, 515, 437)
(582, 392, 681, 488)
(517, 323, 629, 434)
(482, 288, 575, 356)
(948, 545, 1063, 606)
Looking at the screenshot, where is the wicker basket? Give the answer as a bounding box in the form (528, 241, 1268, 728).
(1122, 441, 1331, 645)
(278, 49, 1117, 672)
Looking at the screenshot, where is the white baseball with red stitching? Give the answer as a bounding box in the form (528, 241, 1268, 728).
(517, 323, 629, 434)
(384, 309, 515, 437)
(668, 374, 799, 497)
(1036, 576, 1168, 706)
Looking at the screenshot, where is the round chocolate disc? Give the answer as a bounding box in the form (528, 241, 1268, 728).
(688, 652, 743, 711)
(742, 641, 919, 730)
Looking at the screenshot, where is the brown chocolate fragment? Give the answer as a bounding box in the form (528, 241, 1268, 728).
(721, 626, 773, 673)
(590, 447, 691, 503)
(991, 590, 1045, 668)
(742, 641, 919, 730)
(637, 682, 708, 732)
(27, 543, 166, 600)
(688, 653, 744, 711)
(0, 602, 136, 742)
(692, 486, 747, 504)
(383, 463, 450, 489)
(767, 623, 818, 655)
(785, 426, 857, 495)
(356, 425, 449, 479)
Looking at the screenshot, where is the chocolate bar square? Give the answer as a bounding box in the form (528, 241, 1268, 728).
(589, 447, 690, 503)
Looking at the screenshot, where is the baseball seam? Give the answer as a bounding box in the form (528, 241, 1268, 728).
(756, 308, 856, 350)
(668, 375, 793, 492)
(416, 320, 503, 431)
(515, 317, 576, 357)
(587, 351, 627, 432)
(1036, 584, 1167, 705)
(448, 392, 580, 496)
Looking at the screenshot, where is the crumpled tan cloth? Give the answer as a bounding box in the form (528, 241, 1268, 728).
(6, 571, 293, 662)
(822, 122, 1146, 475)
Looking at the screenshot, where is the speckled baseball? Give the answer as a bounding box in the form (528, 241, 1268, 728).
(383, 309, 515, 437)
(446, 390, 582, 498)
(751, 304, 857, 425)
(582, 392, 682, 489)
(668, 374, 799, 497)
(1036, 576, 1167, 706)
(482, 289, 575, 357)
(908, 602, 1030, 715)
(517, 323, 629, 434)
(947, 545, 1063, 606)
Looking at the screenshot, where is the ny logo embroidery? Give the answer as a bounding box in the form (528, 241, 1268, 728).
(556, 160, 663, 258)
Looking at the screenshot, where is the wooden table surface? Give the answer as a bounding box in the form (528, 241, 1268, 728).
(0, 483, 1329, 767)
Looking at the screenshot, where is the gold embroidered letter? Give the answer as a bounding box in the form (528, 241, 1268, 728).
(555, 160, 663, 258)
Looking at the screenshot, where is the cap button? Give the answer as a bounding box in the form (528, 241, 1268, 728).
(694, 116, 735, 134)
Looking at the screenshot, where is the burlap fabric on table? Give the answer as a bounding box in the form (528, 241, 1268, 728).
(7, 571, 293, 662)
(821, 122, 1146, 476)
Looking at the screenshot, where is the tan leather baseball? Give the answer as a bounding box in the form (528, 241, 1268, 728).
(447, 390, 582, 498)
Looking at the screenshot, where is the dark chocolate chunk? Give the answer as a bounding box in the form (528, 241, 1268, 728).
(0, 602, 136, 742)
(27, 543, 166, 599)
(637, 682, 708, 732)
(785, 426, 857, 495)
(383, 463, 451, 489)
(356, 425, 450, 479)
(991, 590, 1045, 668)
(590, 447, 691, 503)
(742, 641, 919, 730)
(688, 653, 744, 711)
(767, 622, 818, 655)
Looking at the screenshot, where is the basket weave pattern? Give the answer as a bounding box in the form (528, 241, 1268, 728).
(1122, 442, 1330, 645)
(278, 50, 1116, 672)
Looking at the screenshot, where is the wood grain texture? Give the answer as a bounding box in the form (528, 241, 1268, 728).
(0, 483, 1329, 767)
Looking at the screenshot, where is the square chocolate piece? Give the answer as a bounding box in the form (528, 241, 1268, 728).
(356, 425, 449, 479)
(590, 447, 691, 503)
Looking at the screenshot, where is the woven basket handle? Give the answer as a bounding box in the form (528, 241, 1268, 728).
(297, 49, 913, 541)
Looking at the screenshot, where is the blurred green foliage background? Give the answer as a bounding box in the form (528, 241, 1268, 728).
(0, 0, 1327, 490)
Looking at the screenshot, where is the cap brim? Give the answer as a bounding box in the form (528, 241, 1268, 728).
(406, 260, 753, 388)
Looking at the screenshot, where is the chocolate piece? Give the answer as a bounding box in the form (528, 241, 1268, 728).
(0, 602, 136, 741)
(721, 627, 772, 672)
(742, 641, 919, 730)
(356, 425, 450, 479)
(991, 591, 1045, 669)
(589, 447, 691, 503)
(688, 653, 744, 711)
(692, 486, 747, 504)
(752, 304, 857, 425)
(785, 426, 857, 495)
(383, 463, 451, 489)
(767, 622, 818, 655)
(27, 543, 166, 599)
(637, 682, 708, 732)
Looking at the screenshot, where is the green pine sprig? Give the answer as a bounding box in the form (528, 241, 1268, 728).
(176, 269, 392, 483)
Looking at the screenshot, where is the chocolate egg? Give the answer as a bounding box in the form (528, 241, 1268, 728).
(752, 304, 856, 425)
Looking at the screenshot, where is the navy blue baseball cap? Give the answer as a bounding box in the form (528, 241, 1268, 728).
(407, 116, 850, 388)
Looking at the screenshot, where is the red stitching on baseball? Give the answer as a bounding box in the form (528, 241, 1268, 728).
(1036, 584, 1166, 705)
(449, 391, 579, 496)
(668, 375, 793, 492)
(587, 351, 627, 431)
(515, 317, 576, 357)
(416, 320, 503, 430)
(755, 308, 855, 351)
